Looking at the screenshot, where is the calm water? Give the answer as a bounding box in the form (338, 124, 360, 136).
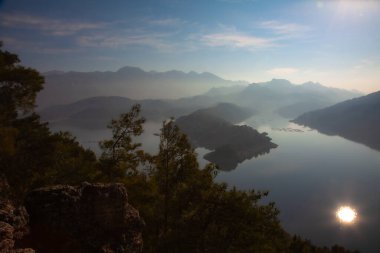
(53, 118, 380, 253)
(215, 117, 380, 253)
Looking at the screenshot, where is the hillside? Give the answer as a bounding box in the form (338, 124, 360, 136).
(293, 91, 380, 150)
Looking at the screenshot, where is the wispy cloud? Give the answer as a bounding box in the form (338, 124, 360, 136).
(147, 18, 185, 27)
(1, 13, 196, 53)
(217, 0, 258, 3)
(200, 21, 309, 51)
(201, 31, 275, 50)
(267, 67, 299, 75)
(1, 13, 106, 36)
(1, 14, 308, 54)
(353, 58, 377, 70)
(260, 20, 310, 37)
(2, 36, 78, 54)
(77, 30, 196, 53)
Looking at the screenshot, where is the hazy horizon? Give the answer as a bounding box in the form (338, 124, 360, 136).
(42, 65, 366, 94)
(1, 0, 380, 93)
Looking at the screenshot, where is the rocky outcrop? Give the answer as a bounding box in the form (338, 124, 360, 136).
(0, 176, 34, 253)
(23, 182, 144, 253)
(0, 202, 34, 253)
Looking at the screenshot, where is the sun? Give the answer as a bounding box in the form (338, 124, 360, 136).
(336, 206, 357, 224)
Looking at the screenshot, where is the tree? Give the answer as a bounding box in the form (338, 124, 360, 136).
(99, 104, 147, 180)
(143, 120, 288, 253)
(0, 44, 99, 200)
(0, 42, 44, 156)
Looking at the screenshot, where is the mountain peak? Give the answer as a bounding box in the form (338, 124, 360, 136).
(301, 81, 323, 88)
(116, 66, 145, 74)
(268, 79, 292, 85)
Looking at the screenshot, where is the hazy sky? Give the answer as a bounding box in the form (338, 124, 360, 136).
(1, 0, 380, 93)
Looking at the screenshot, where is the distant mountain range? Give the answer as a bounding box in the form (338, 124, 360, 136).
(208, 79, 362, 119)
(293, 91, 380, 151)
(37, 66, 248, 109)
(39, 95, 221, 129)
(39, 76, 362, 130)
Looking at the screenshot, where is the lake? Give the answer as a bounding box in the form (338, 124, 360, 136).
(52, 117, 380, 253)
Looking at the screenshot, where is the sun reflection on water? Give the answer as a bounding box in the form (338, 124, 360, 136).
(336, 206, 357, 224)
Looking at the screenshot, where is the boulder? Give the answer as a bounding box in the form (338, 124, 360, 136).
(24, 183, 144, 253)
(0, 200, 34, 253)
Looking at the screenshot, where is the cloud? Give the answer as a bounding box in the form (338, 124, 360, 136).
(148, 18, 185, 27)
(1, 13, 106, 36)
(267, 67, 299, 75)
(260, 20, 310, 37)
(201, 32, 275, 50)
(353, 58, 376, 70)
(2, 36, 78, 54)
(0, 13, 194, 52)
(77, 30, 195, 53)
(199, 21, 308, 51)
(217, 0, 258, 3)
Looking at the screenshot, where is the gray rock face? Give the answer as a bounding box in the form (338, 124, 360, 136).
(24, 183, 144, 253)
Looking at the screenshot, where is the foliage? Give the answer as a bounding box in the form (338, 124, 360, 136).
(137, 120, 288, 253)
(0, 43, 99, 200)
(0, 42, 44, 156)
(99, 104, 148, 180)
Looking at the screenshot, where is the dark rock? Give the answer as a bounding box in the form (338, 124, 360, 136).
(24, 182, 144, 253)
(0, 198, 33, 253)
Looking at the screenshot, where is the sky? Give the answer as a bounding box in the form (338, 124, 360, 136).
(1, 0, 380, 93)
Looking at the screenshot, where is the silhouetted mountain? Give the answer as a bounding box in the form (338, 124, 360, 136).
(293, 91, 380, 150)
(189, 103, 255, 124)
(39, 96, 218, 129)
(212, 79, 361, 118)
(37, 67, 247, 108)
(176, 106, 277, 170)
(204, 85, 247, 97)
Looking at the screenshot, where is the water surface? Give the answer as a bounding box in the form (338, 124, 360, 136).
(213, 117, 380, 253)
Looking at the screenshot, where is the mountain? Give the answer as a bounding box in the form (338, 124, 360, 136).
(37, 66, 248, 109)
(187, 103, 255, 124)
(212, 79, 362, 119)
(293, 91, 380, 150)
(204, 85, 247, 97)
(39, 78, 361, 130)
(175, 105, 276, 170)
(38, 95, 223, 129)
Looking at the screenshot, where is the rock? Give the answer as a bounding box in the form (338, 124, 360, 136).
(0, 200, 33, 253)
(0, 174, 33, 253)
(25, 183, 144, 253)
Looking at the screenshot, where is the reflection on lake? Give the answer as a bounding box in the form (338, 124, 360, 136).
(51, 117, 380, 253)
(204, 144, 272, 171)
(213, 117, 380, 253)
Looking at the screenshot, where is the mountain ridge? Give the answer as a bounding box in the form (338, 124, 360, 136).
(37, 66, 248, 108)
(293, 90, 380, 150)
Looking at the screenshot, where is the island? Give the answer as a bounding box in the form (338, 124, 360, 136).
(176, 103, 277, 170)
